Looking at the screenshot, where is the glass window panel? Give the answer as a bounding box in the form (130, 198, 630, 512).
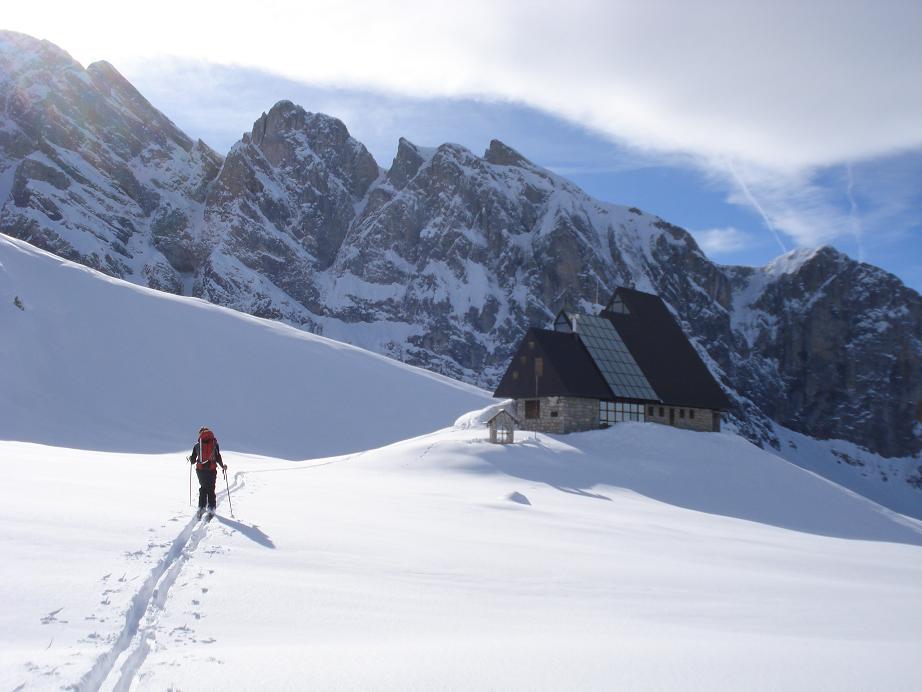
(577, 315, 658, 401)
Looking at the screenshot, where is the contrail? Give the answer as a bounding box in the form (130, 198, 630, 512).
(846, 163, 865, 262)
(726, 161, 788, 253)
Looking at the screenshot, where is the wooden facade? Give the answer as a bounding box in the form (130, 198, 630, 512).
(487, 409, 518, 444)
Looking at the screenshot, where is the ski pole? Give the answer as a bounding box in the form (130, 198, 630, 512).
(223, 467, 234, 517)
(189, 435, 198, 508)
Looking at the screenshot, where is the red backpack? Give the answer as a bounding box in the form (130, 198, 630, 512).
(197, 428, 217, 470)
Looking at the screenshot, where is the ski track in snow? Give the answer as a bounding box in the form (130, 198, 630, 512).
(75, 460, 345, 691)
(75, 515, 205, 692)
(76, 473, 245, 692)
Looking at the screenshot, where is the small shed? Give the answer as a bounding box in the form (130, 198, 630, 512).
(487, 409, 518, 444)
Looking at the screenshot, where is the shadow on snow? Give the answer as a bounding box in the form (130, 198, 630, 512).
(214, 515, 276, 549)
(470, 424, 922, 547)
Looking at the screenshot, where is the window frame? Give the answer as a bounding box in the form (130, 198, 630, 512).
(599, 400, 647, 426)
(525, 399, 541, 419)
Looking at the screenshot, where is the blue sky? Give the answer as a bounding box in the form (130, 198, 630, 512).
(7, 1, 921, 290)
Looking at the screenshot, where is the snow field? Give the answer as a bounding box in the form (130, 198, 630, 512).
(0, 443, 215, 689)
(3, 232, 922, 690)
(5, 423, 921, 691)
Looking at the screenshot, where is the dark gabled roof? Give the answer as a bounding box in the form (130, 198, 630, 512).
(602, 287, 731, 410)
(494, 288, 731, 410)
(493, 328, 611, 400)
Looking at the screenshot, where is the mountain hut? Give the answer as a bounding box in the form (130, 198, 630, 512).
(493, 287, 731, 434)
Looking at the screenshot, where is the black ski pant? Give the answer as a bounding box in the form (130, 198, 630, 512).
(196, 468, 218, 509)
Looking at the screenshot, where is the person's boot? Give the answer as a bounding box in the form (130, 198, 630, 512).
(196, 507, 205, 519)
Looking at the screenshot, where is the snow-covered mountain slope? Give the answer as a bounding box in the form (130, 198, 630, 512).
(3, 424, 921, 691)
(772, 424, 922, 520)
(1, 31, 919, 509)
(0, 234, 489, 459)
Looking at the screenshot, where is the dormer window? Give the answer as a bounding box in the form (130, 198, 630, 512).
(554, 311, 573, 333)
(606, 296, 630, 314)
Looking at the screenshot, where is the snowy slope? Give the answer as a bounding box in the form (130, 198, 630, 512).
(0, 234, 490, 459)
(2, 424, 921, 691)
(2, 232, 921, 690)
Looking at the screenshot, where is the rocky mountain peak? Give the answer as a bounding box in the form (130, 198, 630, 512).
(764, 245, 841, 276)
(246, 101, 378, 198)
(249, 100, 299, 145)
(424, 142, 489, 183)
(0, 30, 78, 74)
(434, 142, 477, 160)
(386, 137, 429, 190)
(86, 59, 129, 86)
(85, 60, 147, 104)
(86, 60, 194, 153)
(484, 139, 532, 168)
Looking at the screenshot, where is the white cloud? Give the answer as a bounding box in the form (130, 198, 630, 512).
(6, 0, 921, 171)
(691, 227, 752, 255)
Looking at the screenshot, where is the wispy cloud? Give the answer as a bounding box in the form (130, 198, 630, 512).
(845, 163, 865, 261)
(724, 162, 788, 253)
(691, 227, 753, 255)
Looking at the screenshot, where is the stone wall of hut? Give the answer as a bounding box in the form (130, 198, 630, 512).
(513, 397, 723, 435)
(514, 397, 599, 434)
(645, 404, 720, 432)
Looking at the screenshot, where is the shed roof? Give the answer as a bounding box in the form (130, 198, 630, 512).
(486, 409, 519, 425)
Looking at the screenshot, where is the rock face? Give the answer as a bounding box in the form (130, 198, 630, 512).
(1, 31, 920, 508)
(723, 249, 922, 459)
(197, 100, 379, 321)
(0, 31, 222, 293)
